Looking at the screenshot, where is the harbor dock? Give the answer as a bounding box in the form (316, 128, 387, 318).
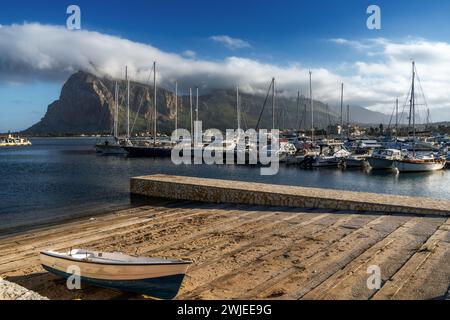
(131, 175, 450, 217)
(0, 177, 449, 300)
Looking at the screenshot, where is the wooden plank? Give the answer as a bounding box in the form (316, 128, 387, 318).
(301, 217, 445, 300)
(372, 219, 450, 300)
(180, 213, 356, 299)
(250, 215, 410, 299)
(81, 206, 262, 254)
(89, 208, 273, 257)
(0, 206, 181, 256)
(0, 205, 200, 261)
(204, 215, 379, 300)
(156, 210, 304, 259)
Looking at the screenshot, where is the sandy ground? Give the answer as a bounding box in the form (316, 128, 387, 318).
(0, 199, 449, 300)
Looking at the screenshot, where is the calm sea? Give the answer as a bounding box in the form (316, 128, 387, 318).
(1, 137, 448, 231)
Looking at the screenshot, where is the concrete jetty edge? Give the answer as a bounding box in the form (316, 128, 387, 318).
(130, 174, 450, 217)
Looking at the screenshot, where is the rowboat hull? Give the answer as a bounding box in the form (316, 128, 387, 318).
(40, 252, 190, 300)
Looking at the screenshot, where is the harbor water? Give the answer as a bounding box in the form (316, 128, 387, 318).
(0, 137, 449, 230)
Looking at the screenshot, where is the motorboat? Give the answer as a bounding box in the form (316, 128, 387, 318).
(344, 154, 370, 168)
(367, 149, 402, 170)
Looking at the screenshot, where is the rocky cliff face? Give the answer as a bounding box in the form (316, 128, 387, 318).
(25, 71, 389, 135)
(25, 71, 178, 135)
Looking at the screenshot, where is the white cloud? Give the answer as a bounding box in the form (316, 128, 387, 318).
(182, 50, 196, 59)
(329, 38, 370, 50)
(0, 23, 334, 97)
(209, 35, 251, 50)
(2, 23, 450, 121)
(329, 37, 450, 120)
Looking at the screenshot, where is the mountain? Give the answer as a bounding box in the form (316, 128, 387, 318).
(25, 71, 390, 135)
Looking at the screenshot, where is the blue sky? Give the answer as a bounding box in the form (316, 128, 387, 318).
(2, 0, 450, 131)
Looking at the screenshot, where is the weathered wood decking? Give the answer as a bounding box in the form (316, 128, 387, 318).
(0, 200, 448, 300)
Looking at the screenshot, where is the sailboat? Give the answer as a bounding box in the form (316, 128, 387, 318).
(124, 62, 173, 157)
(96, 79, 128, 155)
(394, 61, 445, 172)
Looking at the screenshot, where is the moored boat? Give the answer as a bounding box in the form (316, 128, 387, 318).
(312, 144, 350, 168)
(395, 156, 446, 172)
(0, 134, 32, 147)
(95, 79, 127, 155)
(344, 154, 370, 168)
(40, 249, 192, 300)
(393, 61, 446, 173)
(124, 140, 173, 158)
(367, 149, 402, 170)
(96, 138, 128, 155)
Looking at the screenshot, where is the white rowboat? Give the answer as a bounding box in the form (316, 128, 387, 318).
(40, 249, 192, 299)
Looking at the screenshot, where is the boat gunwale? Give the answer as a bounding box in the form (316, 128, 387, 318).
(40, 251, 193, 267)
(395, 158, 446, 165)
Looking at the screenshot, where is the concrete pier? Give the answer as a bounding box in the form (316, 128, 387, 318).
(131, 174, 450, 217)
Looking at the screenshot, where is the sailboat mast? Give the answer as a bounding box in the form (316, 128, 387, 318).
(153, 61, 157, 146)
(340, 83, 344, 140)
(303, 104, 307, 131)
(296, 91, 300, 130)
(196, 87, 199, 122)
(189, 88, 193, 136)
(347, 104, 350, 139)
(395, 98, 399, 139)
(309, 71, 314, 143)
(175, 81, 178, 133)
(272, 78, 275, 130)
(325, 104, 329, 138)
(237, 85, 241, 131)
(114, 81, 119, 139)
(411, 61, 416, 156)
(126, 67, 130, 140)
